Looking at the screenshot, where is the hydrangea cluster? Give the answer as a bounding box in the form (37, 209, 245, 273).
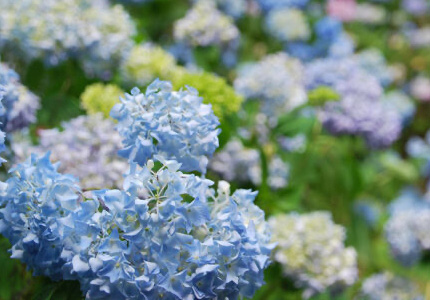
(406, 131, 430, 175)
(306, 57, 402, 148)
(111, 80, 220, 173)
(12, 114, 127, 190)
(359, 273, 424, 300)
(269, 212, 358, 299)
(120, 44, 179, 88)
(0, 79, 273, 299)
(81, 83, 124, 118)
(384, 189, 430, 266)
(402, 0, 429, 16)
(0, 153, 82, 279)
(265, 8, 310, 42)
(381, 91, 415, 124)
(410, 76, 430, 101)
(355, 49, 393, 87)
(234, 53, 307, 121)
(209, 139, 289, 190)
(256, 0, 310, 12)
(1, 152, 272, 299)
(0, 0, 135, 78)
(287, 17, 354, 61)
(209, 139, 262, 186)
(173, 1, 240, 47)
(0, 62, 40, 132)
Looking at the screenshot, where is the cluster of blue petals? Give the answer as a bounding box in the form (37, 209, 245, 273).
(0, 80, 272, 300)
(111, 80, 220, 173)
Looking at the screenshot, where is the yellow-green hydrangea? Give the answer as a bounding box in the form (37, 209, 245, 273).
(120, 43, 179, 87)
(80, 83, 123, 118)
(172, 70, 243, 121)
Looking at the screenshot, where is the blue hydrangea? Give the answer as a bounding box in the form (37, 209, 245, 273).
(193, 0, 247, 19)
(406, 131, 430, 176)
(355, 49, 393, 87)
(111, 80, 220, 173)
(0, 153, 83, 279)
(62, 161, 273, 299)
(256, 0, 310, 12)
(385, 189, 430, 266)
(0, 62, 40, 132)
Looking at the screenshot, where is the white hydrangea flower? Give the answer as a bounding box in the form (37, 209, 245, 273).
(269, 212, 358, 299)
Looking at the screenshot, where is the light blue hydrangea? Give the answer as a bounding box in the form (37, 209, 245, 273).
(0, 153, 83, 279)
(286, 17, 354, 61)
(406, 131, 430, 176)
(359, 273, 424, 300)
(402, 0, 429, 16)
(256, 0, 310, 12)
(234, 53, 307, 122)
(0, 62, 40, 132)
(385, 189, 430, 266)
(268, 156, 289, 190)
(0, 0, 135, 79)
(66, 162, 272, 299)
(111, 80, 220, 173)
(1, 153, 273, 299)
(12, 114, 128, 190)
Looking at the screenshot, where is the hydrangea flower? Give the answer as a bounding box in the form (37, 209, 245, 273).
(355, 49, 393, 87)
(0, 0, 135, 78)
(1, 76, 272, 299)
(234, 53, 307, 122)
(278, 134, 307, 153)
(174, 1, 239, 47)
(267, 156, 290, 190)
(406, 131, 430, 175)
(265, 8, 310, 42)
(327, 0, 356, 22)
(0, 153, 83, 279)
(12, 114, 128, 190)
(0, 62, 40, 132)
(359, 273, 424, 300)
(269, 212, 358, 299)
(410, 76, 430, 101)
(306, 57, 402, 148)
(111, 80, 220, 173)
(402, 0, 429, 16)
(80, 83, 124, 118)
(381, 91, 415, 124)
(256, 0, 310, 12)
(60, 163, 272, 299)
(384, 189, 430, 266)
(209, 139, 262, 185)
(120, 44, 179, 88)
